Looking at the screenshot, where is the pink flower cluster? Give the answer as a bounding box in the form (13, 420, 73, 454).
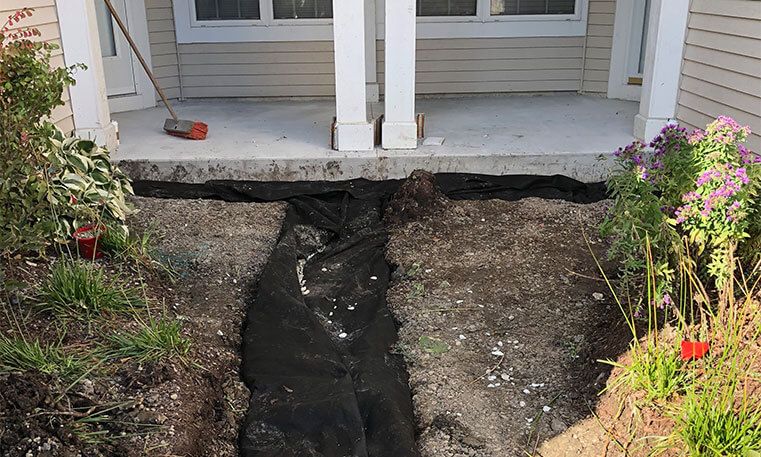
(690, 115, 752, 146)
(675, 164, 749, 224)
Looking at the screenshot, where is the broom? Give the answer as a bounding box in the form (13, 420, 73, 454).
(103, 0, 207, 140)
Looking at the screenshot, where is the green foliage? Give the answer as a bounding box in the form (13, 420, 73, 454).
(678, 387, 761, 457)
(102, 317, 190, 363)
(605, 342, 689, 402)
(418, 335, 450, 355)
(0, 16, 133, 255)
(38, 260, 144, 319)
(0, 334, 88, 379)
(602, 118, 760, 298)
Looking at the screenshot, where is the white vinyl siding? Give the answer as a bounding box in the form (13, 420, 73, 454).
(146, 0, 181, 100)
(581, 0, 614, 93)
(2, 0, 74, 132)
(676, 0, 761, 151)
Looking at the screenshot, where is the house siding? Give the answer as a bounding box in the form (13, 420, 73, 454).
(145, 1, 617, 98)
(676, 0, 761, 151)
(377, 37, 585, 95)
(581, 0, 615, 93)
(2, 0, 74, 132)
(145, 0, 181, 100)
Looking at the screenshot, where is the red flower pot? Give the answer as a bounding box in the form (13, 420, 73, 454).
(680, 341, 710, 361)
(73, 224, 106, 260)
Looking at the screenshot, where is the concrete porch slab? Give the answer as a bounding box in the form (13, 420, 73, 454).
(112, 94, 637, 183)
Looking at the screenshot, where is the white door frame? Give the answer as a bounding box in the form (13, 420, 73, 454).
(607, 0, 644, 101)
(105, 0, 156, 113)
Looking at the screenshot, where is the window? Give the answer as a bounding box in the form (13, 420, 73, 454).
(195, 0, 260, 20)
(417, 0, 477, 16)
(273, 0, 332, 19)
(175, 0, 587, 43)
(491, 0, 575, 16)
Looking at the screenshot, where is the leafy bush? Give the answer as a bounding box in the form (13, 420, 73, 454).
(0, 9, 133, 255)
(602, 117, 760, 297)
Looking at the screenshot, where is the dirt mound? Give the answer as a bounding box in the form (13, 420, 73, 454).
(385, 170, 449, 225)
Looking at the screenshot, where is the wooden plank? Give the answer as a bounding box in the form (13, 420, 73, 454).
(588, 13, 615, 26)
(146, 7, 172, 21)
(149, 30, 176, 45)
(413, 58, 582, 72)
(582, 80, 608, 93)
(583, 69, 610, 82)
(680, 75, 761, 112)
(588, 0, 616, 15)
(585, 47, 612, 60)
(147, 19, 175, 33)
(584, 58, 611, 71)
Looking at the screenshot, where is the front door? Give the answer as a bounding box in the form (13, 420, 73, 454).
(93, 0, 155, 112)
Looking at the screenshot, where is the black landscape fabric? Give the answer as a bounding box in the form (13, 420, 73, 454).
(133, 174, 607, 457)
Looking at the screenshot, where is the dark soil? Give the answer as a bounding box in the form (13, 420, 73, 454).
(385, 195, 632, 457)
(0, 197, 285, 457)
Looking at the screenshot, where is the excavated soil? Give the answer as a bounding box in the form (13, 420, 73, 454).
(385, 196, 633, 457)
(0, 197, 285, 457)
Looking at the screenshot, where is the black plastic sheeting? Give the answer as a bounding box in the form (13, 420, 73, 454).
(133, 174, 607, 457)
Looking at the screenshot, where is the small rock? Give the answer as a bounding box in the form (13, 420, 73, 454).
(592, 292, 604, 301)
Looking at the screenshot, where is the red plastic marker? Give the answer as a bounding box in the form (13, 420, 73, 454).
(681, 341, 710, 361)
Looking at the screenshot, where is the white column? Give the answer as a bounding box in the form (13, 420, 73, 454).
(332, 0, 374, 151)
(382, 0, 417, 150)
(364, 0, 379, 103)
(55, 0, 118, 151)
(634, 0, 690, 141)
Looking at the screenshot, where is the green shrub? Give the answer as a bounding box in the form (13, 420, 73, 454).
(603, 117, 760, 299)
(0, 10, 133, 255)
(0, 334, 88, 379)
(39, 260, 144, 319)
(103, 317, 190, 363)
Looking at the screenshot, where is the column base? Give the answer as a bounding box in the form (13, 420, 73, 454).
(634, 114, 674, 142)
(366, 83, 380, 103)
(76, 120, 120, 152)
(382, 121, 417, 150)
(335, 122, 374, 151)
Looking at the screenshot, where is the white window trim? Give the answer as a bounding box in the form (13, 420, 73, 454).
(174, 0, 589, 43)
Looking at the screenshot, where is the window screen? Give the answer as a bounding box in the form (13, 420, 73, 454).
(491, 0, 575, 15)
(273, 0, 333, 19)
(417, 0, 477, 16)
(195, 0, 260, 20)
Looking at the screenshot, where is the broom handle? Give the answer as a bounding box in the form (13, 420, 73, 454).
(103, 0, 179, 121)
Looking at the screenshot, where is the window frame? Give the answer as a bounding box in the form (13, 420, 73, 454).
(174, 0, 588, 43)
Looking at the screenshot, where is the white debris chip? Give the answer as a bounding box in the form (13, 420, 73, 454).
(519, 401, 526, 407)
(370, 276, 378, 280)
(458, 334, 466, 340)
(543, 406, 552, 413)
(593, 292, 605, 301)
(491, 350, 504, 357)
(338, 332, 348, 339)
(347, 306, 355, 311)
(487, 375, 497, 381)
(523, 389, 531, 394)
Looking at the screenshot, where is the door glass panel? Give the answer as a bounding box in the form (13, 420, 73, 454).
(95, 1, 117, 57)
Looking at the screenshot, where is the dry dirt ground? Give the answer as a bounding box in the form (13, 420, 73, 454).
(0, 197, 285, 456)
(386, 197, 633, 457)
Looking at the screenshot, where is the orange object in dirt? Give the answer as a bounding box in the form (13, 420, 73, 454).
(681, 341, 710, 361)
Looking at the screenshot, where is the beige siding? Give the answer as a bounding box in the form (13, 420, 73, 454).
(177, 41, 336, 97)
(581, 0, 615, 93)
(145, 0, 181, 100)
(377, 37, 585, 95)
(676, 0, 761, 151)
(2, 0, 74, 132)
